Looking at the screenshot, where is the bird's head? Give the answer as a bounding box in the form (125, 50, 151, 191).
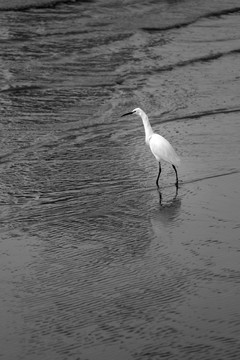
(121, 107, 143, 117)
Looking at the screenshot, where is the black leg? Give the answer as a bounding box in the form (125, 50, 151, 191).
(174, 183, 178, 199)
(158, 189, 162, 205)
(172, 165, 178, 187)
(156, 162, 161, 187)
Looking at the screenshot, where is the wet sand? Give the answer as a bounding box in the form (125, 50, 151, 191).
(0, 1, 240, 359)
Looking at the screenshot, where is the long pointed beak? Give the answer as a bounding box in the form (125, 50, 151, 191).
(121, 111, 134, 117)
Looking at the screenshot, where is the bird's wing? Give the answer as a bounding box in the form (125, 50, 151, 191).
(149, 134, 180, 165)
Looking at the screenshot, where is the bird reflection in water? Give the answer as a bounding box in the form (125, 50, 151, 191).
(156, 185, 181, 222)
(150, 187, 182, 234)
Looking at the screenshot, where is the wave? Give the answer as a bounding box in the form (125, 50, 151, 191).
(159, 105, 240, 125)
(181, 169, 240, 185)
(0, 0, 92, 11)
(1, 0, 240, 18)
(151, 48, 240, 74)
(119, 48, 240, 81)
(0, 84, 44, 93)
(142, 6, 240, 33)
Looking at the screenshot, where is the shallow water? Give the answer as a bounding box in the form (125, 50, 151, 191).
(0, 1, 240, 359)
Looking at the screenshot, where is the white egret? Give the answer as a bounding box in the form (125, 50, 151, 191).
(121, 107, 180, 187)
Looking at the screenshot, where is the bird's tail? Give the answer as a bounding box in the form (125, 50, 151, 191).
(173, 154, 181, 167)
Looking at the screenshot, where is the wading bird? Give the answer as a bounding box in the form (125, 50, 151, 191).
(121, 108, 180, 187)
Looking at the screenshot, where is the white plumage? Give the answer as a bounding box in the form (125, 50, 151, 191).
(149, 133, 180, 165)
(121, 107, 180, 187)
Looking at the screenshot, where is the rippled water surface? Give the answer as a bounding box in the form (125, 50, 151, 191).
(0, 1, 240, 359)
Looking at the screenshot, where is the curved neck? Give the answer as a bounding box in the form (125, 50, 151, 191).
(140, 111, 153, 144)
